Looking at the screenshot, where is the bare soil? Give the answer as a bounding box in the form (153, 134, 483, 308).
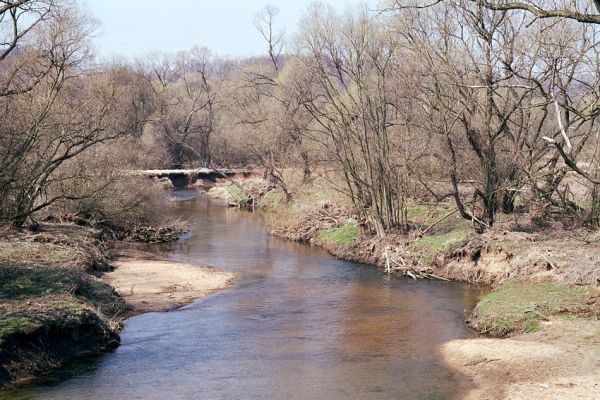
(438, 228, 600, 286)
(105, 255, 235, 315)
(443, 318, 600, 399)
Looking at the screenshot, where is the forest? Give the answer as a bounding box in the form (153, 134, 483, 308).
(2, 0, 600, 237)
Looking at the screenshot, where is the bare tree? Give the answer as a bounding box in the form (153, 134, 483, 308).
(379, 1, 600, 228)
(0, 4, 151, 227)
(142, 47, 219, 167)
(254, 5, 284, 72)
(220, 5, 314, 201)
(0, 0, 59, 97)
(384, 0, 600, 24)
(295, 5, 408, 235)
(1, 0, 55, 61)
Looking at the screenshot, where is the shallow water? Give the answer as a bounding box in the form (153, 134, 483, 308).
(3, 191, 485, 400)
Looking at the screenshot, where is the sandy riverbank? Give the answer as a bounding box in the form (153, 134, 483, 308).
(105, 255, 235, 315)
(442, 318, 600, 399)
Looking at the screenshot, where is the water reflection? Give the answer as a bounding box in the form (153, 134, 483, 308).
(2, 190, 484, 399)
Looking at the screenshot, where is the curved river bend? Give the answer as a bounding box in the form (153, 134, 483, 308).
(3, 191, 484, 400)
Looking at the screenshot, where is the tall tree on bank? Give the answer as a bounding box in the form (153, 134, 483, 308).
(384, 0, 600, 228)
(295, 6, 409, 236)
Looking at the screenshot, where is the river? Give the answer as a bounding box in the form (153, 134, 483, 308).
(3, 190, 484, 399)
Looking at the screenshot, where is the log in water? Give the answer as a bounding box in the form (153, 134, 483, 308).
(2, 190, 485, 400)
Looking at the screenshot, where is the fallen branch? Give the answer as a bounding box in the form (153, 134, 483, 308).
(419, 208, 460, 237)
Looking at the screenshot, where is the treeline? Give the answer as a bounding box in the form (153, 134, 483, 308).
(2, 0, 600, 236)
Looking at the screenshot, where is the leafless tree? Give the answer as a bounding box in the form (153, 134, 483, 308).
(254, 5, 284, 72)
(384, 0, 600, 24)
(0, 0, 59, 97)
(141, 47, 219, 167)
(381, 0, 600, 228)
(294, 5, 409, 235)
(0, 4, 151, 227)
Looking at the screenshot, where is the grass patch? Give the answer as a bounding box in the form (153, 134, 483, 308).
(257, 189, 285, 209)
(319, 221, 359, 245)
(412, 228, 468, 254)
(48, 302, 85, 312)
(0, 266, 125, 317)
(407, 204, 447, 220)
(0, 318, 41, 342)
(470, 281, 597, 336)
(406, 203, 471, 239)
(0, 242, 75, 268)
(226, 185, 249, 202)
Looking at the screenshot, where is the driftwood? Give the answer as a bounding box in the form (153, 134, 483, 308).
(119, 220, 188, 243)
(379, 244, 445, 280)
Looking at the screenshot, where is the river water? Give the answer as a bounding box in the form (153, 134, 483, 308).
(3, 190, 484, 400)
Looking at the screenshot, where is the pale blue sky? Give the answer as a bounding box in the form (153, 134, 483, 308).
(84, 0, 380, 60)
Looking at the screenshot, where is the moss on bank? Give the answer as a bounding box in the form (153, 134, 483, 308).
(0, 318, 39, 343)
(0, 225, 127, 388)
(468, 281, 599, 336)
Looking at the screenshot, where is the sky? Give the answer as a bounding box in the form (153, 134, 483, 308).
(84, 0, 380, 60)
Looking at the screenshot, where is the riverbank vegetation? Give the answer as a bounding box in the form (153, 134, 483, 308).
(469, 281, 600, 336)
(0, 223, 126, 386)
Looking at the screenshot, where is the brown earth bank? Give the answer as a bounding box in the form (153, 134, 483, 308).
(270, 201, 600, 287)
(0, 222, 233, 389)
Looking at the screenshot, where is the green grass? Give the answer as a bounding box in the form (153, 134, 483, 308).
(471, 281, 595, 335)
(49, 302, 85, 312)
(226, 185, 250, 203)
(257, 189, 285, 209)
(406, 204, 447, 220)
(402, 202, 472, 266)
(417, 229, 468, 251)
(0, 317, 41, 342)
(411, 228, 468, 256)
(319, 221, 359, 245)
(0, 267, 80, 300)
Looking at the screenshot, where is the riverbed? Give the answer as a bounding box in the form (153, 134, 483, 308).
(2, 190, 485, 399)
